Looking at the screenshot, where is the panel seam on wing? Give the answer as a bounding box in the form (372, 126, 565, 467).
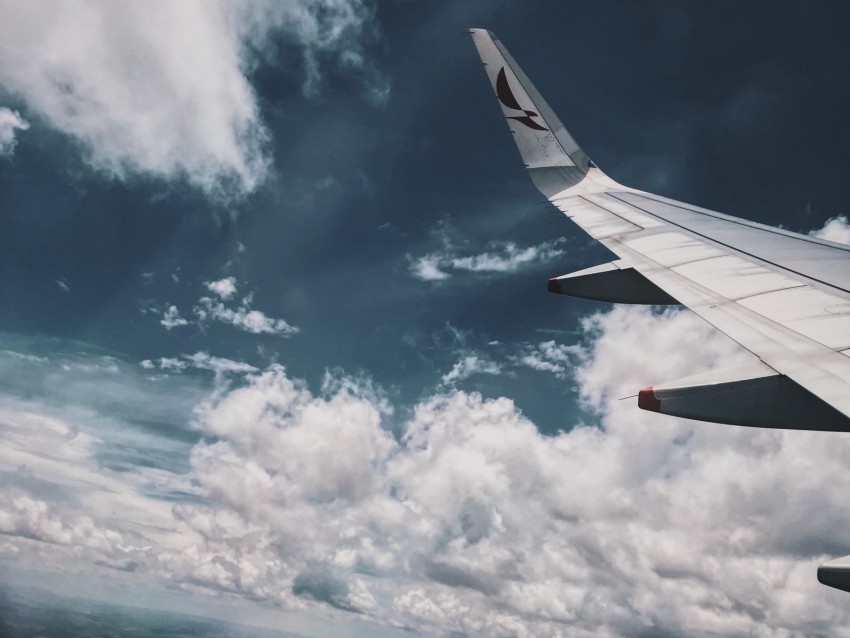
(605, 191, 850, 298)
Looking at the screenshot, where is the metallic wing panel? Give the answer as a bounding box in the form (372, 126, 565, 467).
(470, 28, 850, 427)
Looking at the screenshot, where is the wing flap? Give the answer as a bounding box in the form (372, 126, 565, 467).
(609, 191, 850, 293)
(623, 232, 727, 268)
(554, 197, 643, 239)
(670, 255, 805, 301)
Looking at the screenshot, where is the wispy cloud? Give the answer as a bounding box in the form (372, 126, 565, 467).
(151, 277, 298, 337)
(0, 107, 28, 157)
(195, 296, 299, 336)
(183, 351, 258, 375)
(410, 239, 565, 281)
(441, 354, 502, 385)
(409, 254, 449, 281)
(450, 240, 565, 272)
(198, 277, 298, 335)
(141, 352, 258, 376)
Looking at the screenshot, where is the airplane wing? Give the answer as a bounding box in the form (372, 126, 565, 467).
(470, 26, 850, 596)
(470, 28, 850, 435)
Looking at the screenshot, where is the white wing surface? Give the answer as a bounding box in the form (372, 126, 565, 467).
(471, 27, 850, 595)
(470, 29, 850, 433)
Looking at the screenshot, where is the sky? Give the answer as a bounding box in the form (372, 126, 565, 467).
(2, 1, 850, 636)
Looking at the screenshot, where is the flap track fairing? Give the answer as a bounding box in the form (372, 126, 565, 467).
(638, 362, 850, 432)
(548, 261, 678, 305)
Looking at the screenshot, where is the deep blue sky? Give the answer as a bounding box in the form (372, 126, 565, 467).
(4, 1, 850, 434)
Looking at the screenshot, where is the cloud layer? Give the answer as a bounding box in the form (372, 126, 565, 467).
(4, 306, 850, 636)
(0, 0, 383, 198)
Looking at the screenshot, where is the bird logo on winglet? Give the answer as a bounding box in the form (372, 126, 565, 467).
(496, 67, 548, 131)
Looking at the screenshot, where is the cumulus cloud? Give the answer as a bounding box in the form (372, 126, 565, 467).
(410, 254, 449, 282)
(140, 357, 188, 373)
(0, 0, 385, 198)
(167, 307, 850, 636)
(810, 215, 850, 246)
(160, 305, 189, 329)
(0, 107, 28, 156)
(205, 276, 238, 300)
(6, 308, 850, 636)
(410, 239, 566, 281)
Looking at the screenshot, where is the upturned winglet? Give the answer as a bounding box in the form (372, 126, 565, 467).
(469, 28, 592, 195)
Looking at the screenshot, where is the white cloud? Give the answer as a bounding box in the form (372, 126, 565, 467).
(0, 0, 384, 198)
(195, 296, 299, 336)
(450, 240, 565, 273)
(410, 254, 449, 281)
(183, 351, 258, 375)
(514, 340, 580, 378)
(441, 354, 502, 385)
(0, 106, 28, 156)
(205, 276, 238, 300)
(55, 279, 70, 294)
(167, 307, 850, 635)
(150, 279, 298, 337)
(140, 353, 254, 376)
(140, 356, 189, 373)
(159, 356, 189, 372)
(810, 215, 850, 246)
(160, 305, 189, 329)
(0, 403, 189, 577)
(6, 309, 850, 636)
(410, 240, 565, 281)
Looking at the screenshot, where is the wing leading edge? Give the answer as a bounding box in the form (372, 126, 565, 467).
(469, 28, 850, 433)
